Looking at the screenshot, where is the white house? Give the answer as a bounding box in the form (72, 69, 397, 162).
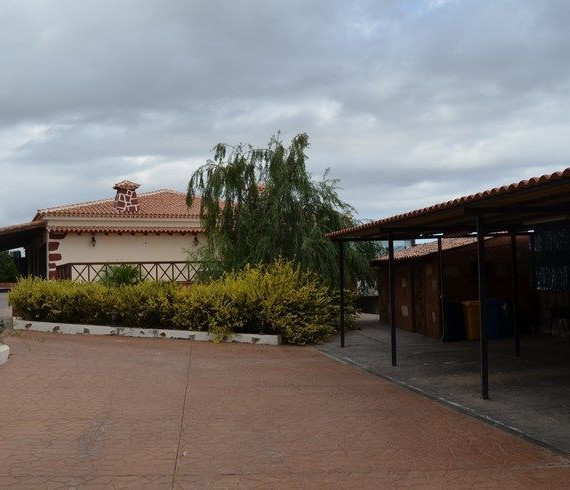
(0, 180, 205, 282)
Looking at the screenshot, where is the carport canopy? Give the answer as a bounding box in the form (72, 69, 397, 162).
(0, 221, 46, 251)
(328, 168, 570, 242)
(327, 168, 570, 399)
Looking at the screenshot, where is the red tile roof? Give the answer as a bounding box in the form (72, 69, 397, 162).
(48, 226, 202, 235)
(328, 167, 570, 238)
(372, 237, 481, 263)
(35, 189, 201, 220)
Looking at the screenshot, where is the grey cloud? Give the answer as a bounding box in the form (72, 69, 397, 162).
(1, 0, 570, 227)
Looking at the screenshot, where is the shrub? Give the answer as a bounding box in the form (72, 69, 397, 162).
(100, 264, 142, 286)
(254, 261, 354, 344)
(9, 260, 356, 345)
(172, 281, 251, 341)
(176, 260, 354, 344)
(0, 252, 19, 282)
(9, 278, 115, 324)
(117, 281, 179, 329)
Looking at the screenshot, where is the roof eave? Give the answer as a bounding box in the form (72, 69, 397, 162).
(328, 167, 570, 241)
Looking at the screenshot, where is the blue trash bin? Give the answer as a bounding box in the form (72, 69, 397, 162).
(485, 299, 504, 339)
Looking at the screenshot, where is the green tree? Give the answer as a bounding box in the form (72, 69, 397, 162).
(0, 251, 19, 282)
(187, 133, 382, 290)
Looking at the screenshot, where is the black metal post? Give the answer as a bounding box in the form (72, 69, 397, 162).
(438, 237, 444, 340)
(477, 213, 489, 400)
(529, 233, 538, 334)
(510, 232, 520, 357)
(388, 232, 397, 366)
(339, 240, 345, 348)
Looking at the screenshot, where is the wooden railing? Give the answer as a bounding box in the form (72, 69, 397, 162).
(55, 261, 205, 283)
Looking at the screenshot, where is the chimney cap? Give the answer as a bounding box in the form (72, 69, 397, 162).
(113, 180, 140, 191)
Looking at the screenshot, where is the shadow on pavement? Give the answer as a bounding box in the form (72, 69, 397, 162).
(318, 313, 570, 455)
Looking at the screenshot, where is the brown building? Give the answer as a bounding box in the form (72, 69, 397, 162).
(373, 236, 535, 340)
(329, 167, 570, 399)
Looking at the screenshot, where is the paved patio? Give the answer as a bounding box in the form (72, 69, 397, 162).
(319, 314, 570, 455)
(0, 331, 569, 488)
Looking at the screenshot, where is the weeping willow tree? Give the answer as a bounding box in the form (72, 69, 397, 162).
(187, 133, 382, 290)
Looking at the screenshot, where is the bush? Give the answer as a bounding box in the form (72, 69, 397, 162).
(0, 252, 19, 282)
(100, 264, 142, 286)
(9, 261, 356, 345)
(117, 281, 179, 329)
(9, 278, 115, 324)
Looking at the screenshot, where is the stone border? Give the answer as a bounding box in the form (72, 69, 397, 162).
(12, 319, 281, 346)
(0, 344, 8, 366)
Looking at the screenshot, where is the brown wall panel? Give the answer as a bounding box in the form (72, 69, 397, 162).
(376, 235, 538, 338)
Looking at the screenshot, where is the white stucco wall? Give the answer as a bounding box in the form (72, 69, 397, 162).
(45, 216, 205, 280)
(56, 233, 201, 264)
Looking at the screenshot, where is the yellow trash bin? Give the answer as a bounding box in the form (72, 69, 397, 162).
(461, 301, 480, 340)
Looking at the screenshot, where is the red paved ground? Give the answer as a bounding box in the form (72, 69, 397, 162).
(0, 331, 568, 488)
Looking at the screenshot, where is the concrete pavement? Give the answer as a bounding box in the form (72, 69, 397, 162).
(319, 314, 570, 455)
(0, 331, 568, 488)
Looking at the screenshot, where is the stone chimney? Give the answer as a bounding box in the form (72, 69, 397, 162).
(113, 180, 140, 213)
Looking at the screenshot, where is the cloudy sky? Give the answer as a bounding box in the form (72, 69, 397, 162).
(1, 0, 570, 226)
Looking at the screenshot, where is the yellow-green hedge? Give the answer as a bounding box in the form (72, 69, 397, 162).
(9, 261, 355, 345)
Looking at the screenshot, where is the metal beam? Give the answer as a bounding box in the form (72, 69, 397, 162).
(438, 237, 444, 340)
(477, 213, 489, 400)
(339, 241, 345, 348)
(465, 204, 570, 215)
(329, 226, 536, 242)
(337, 229, 539, 244)
(388, 232, 397, 366)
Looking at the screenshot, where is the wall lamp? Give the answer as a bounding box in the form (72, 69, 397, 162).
(91, 235, 97, 247)
(193, 235, 199, 246)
